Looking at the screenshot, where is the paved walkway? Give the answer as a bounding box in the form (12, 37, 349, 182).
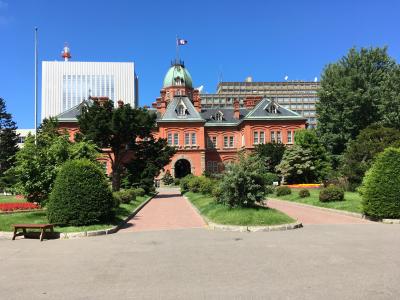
(267, 198, 373, 225)
(119, 188, 206, 232)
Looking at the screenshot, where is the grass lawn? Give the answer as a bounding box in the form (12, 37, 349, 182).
(185, 192, 295, 226)
(0, 195, 24, 203)
(0, 195, 152, 232)
(270, 188, 363, 213)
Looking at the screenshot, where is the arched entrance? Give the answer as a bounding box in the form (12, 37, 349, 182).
(174, 159, 191, 178)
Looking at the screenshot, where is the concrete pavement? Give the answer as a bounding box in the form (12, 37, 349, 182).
(0, 223, 399, 299)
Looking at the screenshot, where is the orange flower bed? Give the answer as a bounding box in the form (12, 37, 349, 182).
(287, 184, 322, 189)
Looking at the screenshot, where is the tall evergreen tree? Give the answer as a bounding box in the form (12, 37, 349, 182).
(0, 98, 19, 183)
(78, 100, 173, 191)
(317, 47, 400, 157)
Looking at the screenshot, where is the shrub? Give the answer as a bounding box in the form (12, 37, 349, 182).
(197, 176, 216, 195)
(161, 171, 174, 185)
(173, 178, 180, 186)
(216, 155, 268, 208)
(211, 184, 222, 199)
(47, 159, 114, 226)
(263, 172, 279, 185)
(134, 187, 146, 197)
(298, 189, 310, 198)
(319, 185, 344, 202)
(179, 175, 194, 194)
(276, 186, 291, 196)
(113, 189, 136, 204)
(361, 147, 400, 219)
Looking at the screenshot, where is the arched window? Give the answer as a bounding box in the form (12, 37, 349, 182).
(215, 111, 223, 121)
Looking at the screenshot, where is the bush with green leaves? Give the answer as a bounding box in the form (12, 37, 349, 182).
(319, 185, 344, 202)
(276, 186, 291, 196)
(47, 159, 114, 226)
(161, 171, 174, 185)
(173, 178, 180, 186)
(216, 155, 267, 208)
(113, 189, 136, 204)
(179, 174, 194, 194)
(298, 189, 310, 198)
(263, 172, 280, 185)
(134, 187, 146, 197)
(361, 147, 400, 219)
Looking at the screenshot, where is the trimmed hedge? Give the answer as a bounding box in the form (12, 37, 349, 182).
(276, 186, 291, 196)
(361, 147, 400, 219)
(114, 189, 136, 204)
(134, 187, 146, 197)
(319, 185, 344, 202)
(299, 189, 310, 198)
(47, 159, 114, 226)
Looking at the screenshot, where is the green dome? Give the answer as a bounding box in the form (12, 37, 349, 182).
(163, 61, 193, 89)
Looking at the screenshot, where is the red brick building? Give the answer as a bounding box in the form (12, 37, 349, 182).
(151, 60, 307, 178)
(56, 60, 307, 178)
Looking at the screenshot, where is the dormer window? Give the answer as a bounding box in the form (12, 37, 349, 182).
(215, 111, 223, 121)
(177, 104, 186, 116)
(265, 102, 279, 114)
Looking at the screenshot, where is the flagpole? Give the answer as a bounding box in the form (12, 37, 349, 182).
(176, 35, 179, 62)
(34, 27, 38, 145)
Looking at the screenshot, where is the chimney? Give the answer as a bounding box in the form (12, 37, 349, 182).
(90, 96, 110, 107)
(152, 101, 158, 109)
(117, 100, 124, 108)
(193, 90, 201, 112)
(234, 98, 240, 119)
(244, 96, 262, 109)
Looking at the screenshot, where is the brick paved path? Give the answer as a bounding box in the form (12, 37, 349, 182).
(119, 188, 206, 232)
(267, 199, 373, 225)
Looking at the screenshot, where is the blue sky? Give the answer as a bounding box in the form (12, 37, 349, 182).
(1, 0, 399, 128)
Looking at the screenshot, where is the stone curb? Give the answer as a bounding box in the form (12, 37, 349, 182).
(0, 193, 157, 240)
(267, 198, 400, 224)
(182, 194, 303, 233)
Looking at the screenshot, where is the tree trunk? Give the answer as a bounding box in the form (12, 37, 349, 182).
(111, 166, 121, 192)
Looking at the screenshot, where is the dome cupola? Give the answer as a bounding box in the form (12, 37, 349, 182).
(163, 60, 193, 89)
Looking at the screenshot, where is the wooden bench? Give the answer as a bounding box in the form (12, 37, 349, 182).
(12, 224, 54, 241)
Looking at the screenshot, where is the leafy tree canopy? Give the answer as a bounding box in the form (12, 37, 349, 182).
(10, 118, 99, 203)
(276, 145, 316, 184)
(0, 98, 19, 186)
(253, 142, 285, 173)
(341, 124, 400, 189)
(317, 47, 400, 156)
(78, 100, 174, 191)
(294, 129, 331, 181)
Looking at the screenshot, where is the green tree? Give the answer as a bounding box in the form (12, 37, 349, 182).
(0, 98, 19, 189)
(317, 47, 400, 156)
(216, 155, 268, 208)
(294, 129, 331, 181)
(253, 142, 286, 173)
(78, 100, 170, 191)
(276, 145, 316, 183)
(123, 137, 175, 193)
(10, 119, 99, 203)
(341, 124, 400, 189)
(47, 159, 114, 226)
(361, 147, 400, 219)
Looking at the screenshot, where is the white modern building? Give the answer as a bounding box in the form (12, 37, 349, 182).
(41, 49, 139, 120)
(16, 129, 34, 148)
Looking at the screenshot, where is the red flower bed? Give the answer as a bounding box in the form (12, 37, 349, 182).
(0, 202, 40, 212)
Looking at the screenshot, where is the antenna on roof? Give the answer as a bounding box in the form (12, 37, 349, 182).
(218, 65, 223, 83)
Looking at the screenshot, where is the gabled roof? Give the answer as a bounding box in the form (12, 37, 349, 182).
(56, 100, 92, 122)
(245, 98, 306, 120)
(158, 96, 205, 122)
(200, 108, 248, 126)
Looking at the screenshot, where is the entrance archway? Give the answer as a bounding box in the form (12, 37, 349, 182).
(174, 159, 191, 178)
